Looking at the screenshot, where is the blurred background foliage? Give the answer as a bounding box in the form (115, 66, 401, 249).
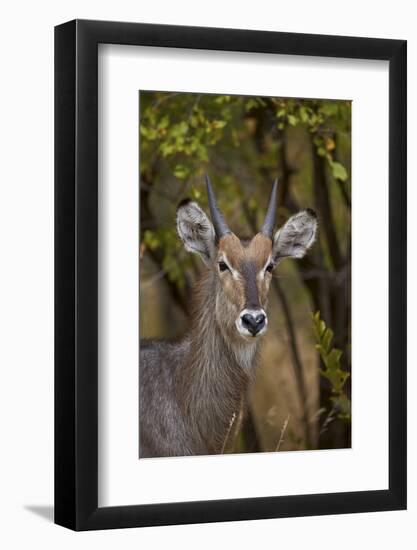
(140, 91, 351, 452)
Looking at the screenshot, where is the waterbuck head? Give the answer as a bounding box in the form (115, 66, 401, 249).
(176, 175, 317, 342)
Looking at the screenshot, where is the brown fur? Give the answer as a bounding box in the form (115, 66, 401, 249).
(217, 232, 273, 322)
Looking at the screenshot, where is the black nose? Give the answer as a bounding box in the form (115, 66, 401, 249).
(241, 312, 266, 336)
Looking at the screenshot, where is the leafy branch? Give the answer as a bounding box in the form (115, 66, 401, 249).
(312, 311, 351, 422)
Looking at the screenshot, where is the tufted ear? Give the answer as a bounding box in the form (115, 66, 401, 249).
(272, 209, 318, 262)
(176, 200, 216, 265)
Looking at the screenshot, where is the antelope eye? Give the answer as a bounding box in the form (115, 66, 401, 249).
(265, 263, 274, 273)
(218, 261, 229, 272)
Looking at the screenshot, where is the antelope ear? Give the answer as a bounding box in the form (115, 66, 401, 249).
(272, 209, 317, 262)
(176, 199, 216, 264)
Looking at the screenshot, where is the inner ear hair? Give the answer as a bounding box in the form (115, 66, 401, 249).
(272, 209, 318, 261)
(176, 199, 216, 263)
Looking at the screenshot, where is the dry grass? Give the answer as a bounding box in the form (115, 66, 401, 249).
(275, 414, 290, 452)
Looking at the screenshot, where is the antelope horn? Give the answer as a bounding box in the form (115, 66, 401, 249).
(205, 174, 231, 240)
(261, 179, 279, 239)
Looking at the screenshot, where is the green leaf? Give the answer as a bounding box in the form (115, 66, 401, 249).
(299, 106, 308, 123)
(159, 142, 175, 157)
(173, 164, 190, 180)
(329, 160, 348, 181)
(143, 230, 160, 251)
(140, 124, 158, 140)
(322, 328, 334, 354)
(313, 311, 321, 322)
(287, 114, 298, 126)
(327, 349, 343, 371)
(158, 115, 170, 129)
(331, 394, 352, 419)
(212, 120, 227, 129)
(140, 124, 149, 138)
(318, 320, 326, 337)
(215, 95, 230, 104)
(320, 102, 338, 117)
(245, 99, 258, 111)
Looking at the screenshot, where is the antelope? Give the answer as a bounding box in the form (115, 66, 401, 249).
(139, 176, 317, 457)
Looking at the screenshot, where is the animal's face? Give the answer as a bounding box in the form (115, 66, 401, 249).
(215, 233, 273, 338)
(176, 178, 317, 341)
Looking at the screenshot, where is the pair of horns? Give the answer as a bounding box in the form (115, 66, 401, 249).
(205, 174, 278, 240)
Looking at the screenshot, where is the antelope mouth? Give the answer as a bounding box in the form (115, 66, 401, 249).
(236, 309, 268, 339)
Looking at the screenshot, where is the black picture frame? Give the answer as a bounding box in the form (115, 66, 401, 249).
(55, 19, 407, 531)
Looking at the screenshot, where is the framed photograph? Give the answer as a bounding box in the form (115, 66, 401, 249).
(55, 19, 406, 530)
